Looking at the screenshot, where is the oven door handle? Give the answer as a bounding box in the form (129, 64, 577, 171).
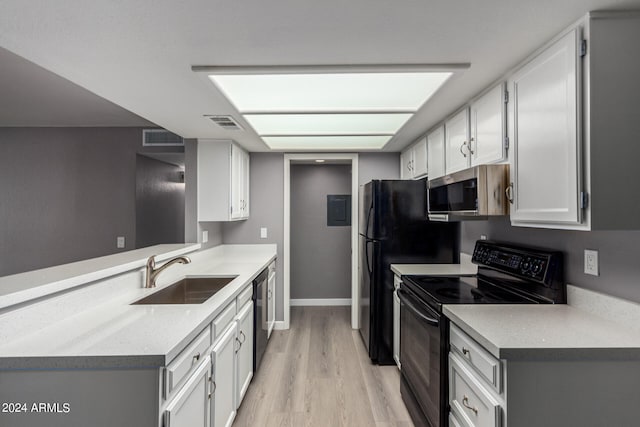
(397, 289, 439, 326)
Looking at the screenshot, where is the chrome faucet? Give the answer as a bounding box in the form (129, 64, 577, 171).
(145, 255, 191, 288)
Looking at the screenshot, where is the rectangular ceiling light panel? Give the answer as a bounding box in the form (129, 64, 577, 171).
(208, 72, 452, 112)
(243, 113, 413, 135)
(262, 135, 392, 150)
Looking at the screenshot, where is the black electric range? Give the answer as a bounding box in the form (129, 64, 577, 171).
(398, 240, 565, 427)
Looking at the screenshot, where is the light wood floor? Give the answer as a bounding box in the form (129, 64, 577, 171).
(233, 306, 414, 427)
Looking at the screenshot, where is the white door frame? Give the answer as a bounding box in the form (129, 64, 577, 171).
(282, 153, 359, 329)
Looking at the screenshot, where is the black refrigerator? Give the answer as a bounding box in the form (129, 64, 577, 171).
(358, 179, 459, 365)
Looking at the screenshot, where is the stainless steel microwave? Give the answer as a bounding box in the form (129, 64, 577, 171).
(427, 164, 509, 221)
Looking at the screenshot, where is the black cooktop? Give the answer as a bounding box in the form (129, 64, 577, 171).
(401, 240, 566, 312)
(402, 275, 543, 312)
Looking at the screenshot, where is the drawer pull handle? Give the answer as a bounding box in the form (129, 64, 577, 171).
(462, 347, 470, 356)
(193, 353, 201, 363)
(462, 395, 478, 415)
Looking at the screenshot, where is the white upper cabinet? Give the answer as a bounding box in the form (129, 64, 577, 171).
(230, 144, 250, 220)
(508, 12, 640, 230)
(400, 149, 413, 179)
(509, 28, 581, 226)
(470, 83, 508, 166)
(198, 140, 250, 222)
(445, 108, 471, 175)
(400, 137, 428, 180)
(427, 125, 446, 180)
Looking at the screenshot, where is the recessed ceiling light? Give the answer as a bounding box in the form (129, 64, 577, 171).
(315, 159, 326, 163)
(194, 65, 469, 150)
(208, 72, 452, 112)
(262, 135, 392, 150)
(243, 113, 412, 136)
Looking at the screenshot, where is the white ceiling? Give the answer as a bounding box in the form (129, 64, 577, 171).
(0, 47, 153, 127)
(0, 0, 638, 151)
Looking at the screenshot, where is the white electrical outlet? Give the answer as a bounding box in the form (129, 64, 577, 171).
(260, 227, 268, 239)
(117, 236, 125, 249)
(480, 234, 488, 240)
(584, 249, 599, 276)
(202, 230, 209, 243)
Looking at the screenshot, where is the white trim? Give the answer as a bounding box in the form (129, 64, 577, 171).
(273, 321, 287, 331)
(283, 153, 359, 331)
(290, 298, 352, 306)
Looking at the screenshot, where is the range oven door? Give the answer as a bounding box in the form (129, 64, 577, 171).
(398, 287, 446, 427)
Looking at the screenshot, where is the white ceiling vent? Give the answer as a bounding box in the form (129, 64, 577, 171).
(206, 115, 244, 131)
(142, 129, 184, 146)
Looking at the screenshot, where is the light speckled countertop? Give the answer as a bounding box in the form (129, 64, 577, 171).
(0, 244, 277, 370)
(0, 243, 201, 310)
(444, 304, 640, 361)
(391, 253, 477, 277)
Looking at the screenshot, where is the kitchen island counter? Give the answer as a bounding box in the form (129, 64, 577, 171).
(0, 244, 277, 369)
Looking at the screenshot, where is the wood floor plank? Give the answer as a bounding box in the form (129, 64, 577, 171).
(233, 306, 414, 427)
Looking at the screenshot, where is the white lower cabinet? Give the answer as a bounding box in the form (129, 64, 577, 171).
(164, 356, 212, 427)
(267, 263, 276, 338)
(211, 323, 237, 427)
(449, 354, 502, 427)
(235, 301, 254, 408)
(392, 274, 401, 370)
(449, 325, 504, 427)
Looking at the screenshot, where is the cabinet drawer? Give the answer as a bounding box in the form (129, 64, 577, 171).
(236, 285, 253, 309)
(165, 327, 211, 397)
(449, 353, 502, 427)
(213, 301, 236, 339)
(450, 324, 502, 392)
(449, 412, 465, 427)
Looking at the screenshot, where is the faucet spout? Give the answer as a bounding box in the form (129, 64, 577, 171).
(145, 255, 191, 288)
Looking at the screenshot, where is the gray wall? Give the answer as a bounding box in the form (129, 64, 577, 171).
(219, 152, 399, 321)
(358, 152, 401, 184)
(222, 153, 284, 316)
(290, 164, 352, 300)
(135, 155, 185, 248)
(462, 217, 640, 304)
(184, 139, 223, 249)
(1, 128, 137, 276)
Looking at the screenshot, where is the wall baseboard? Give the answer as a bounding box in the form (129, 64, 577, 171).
(273, 321, 287, 330)
(290, 298, 352, 306)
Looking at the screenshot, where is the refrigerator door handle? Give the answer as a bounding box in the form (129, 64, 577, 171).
(365, 239, 375, 277)
(365, 202, 374, 238)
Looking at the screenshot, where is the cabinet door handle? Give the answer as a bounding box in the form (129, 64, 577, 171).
(208, 377, 216, 399)
(468, 137, 475, 155)
(462, 395, 479, 415)
(505, 183, 514, 204)
(235, 337, 242, 353)
(462, 347, 470, 356)
(460, 142, 468, 158)
(192, 352, 201, 363)
(239, 331, 246, 344)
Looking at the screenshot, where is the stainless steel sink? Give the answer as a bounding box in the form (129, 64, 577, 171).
(132, 276, 237, 305)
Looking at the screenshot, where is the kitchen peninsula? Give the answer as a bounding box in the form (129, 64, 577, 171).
(0, 243, 277, 427)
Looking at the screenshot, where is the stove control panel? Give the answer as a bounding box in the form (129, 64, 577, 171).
(472, 241, 558, 283)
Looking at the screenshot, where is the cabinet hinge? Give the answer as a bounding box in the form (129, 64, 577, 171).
(504, 137, 510, 150)
(504, 90, 509, 104)
(579, 40, 587, 57)
(580, 191, 589, 209)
